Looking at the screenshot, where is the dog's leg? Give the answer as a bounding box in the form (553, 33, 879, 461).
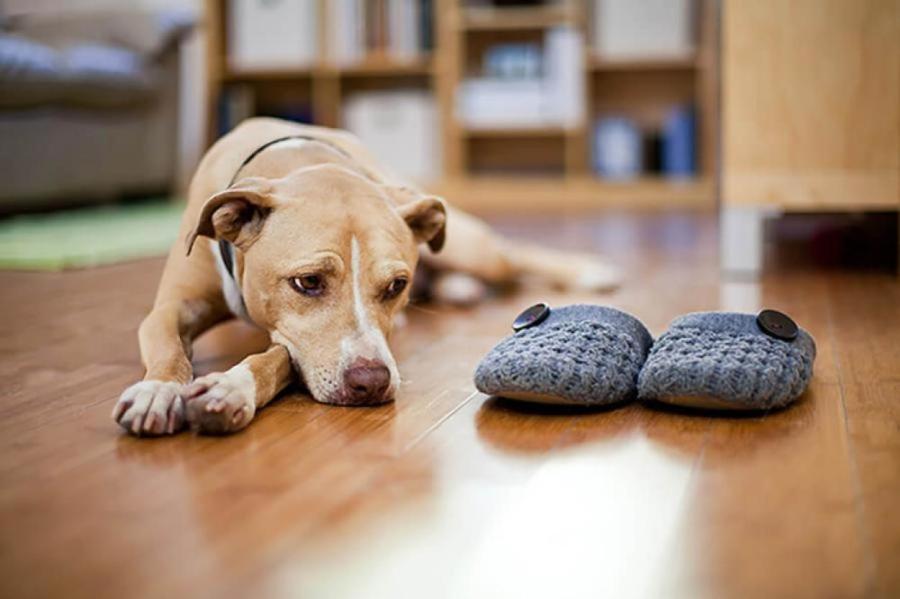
(499, 240, 621, 291)
(113, 298, 227, 436)
(431, 271, 489, 305)
(426, 207, 621, 292)
(182, 345, 293, 435)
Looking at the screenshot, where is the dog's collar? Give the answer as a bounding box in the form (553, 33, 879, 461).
(218, 238, 237, 280)
(228, 134, 352, 188)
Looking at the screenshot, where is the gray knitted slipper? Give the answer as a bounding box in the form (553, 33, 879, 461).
(638, 310, 816, 411)
(474, 303, 653, 405)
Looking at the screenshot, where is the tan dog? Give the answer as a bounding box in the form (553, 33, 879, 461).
(112, 118, 619, 436)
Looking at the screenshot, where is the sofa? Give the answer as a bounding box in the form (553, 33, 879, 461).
(0, 9, 195, 211)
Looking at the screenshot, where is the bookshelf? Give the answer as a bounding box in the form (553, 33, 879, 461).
(204, 0, 719, 213)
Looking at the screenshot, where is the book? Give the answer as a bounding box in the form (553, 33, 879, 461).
(367, 0, 386, 54)
(328, 0, 430, 64)
(662, 105, 696, 177)
(218, 84, 256, 136)
(328, 0, 363, 65)
(419, 0, 433, 52)
(388, 0, 421, 61)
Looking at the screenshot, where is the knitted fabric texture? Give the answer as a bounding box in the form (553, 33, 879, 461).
(474, 305, 653, 405)
(637, 312, 816, 409)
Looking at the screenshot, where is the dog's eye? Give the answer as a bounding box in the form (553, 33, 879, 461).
(290, 275, 326, 296)
(383, 276, 408, 300)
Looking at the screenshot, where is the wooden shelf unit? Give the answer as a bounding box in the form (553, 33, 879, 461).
(204, 0, 719, 212)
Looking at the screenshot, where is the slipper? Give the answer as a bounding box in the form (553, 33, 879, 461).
(637, 310, 816, 411)
(474, 303, 653, 405)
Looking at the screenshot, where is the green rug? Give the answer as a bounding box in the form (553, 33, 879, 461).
(0, 199, 185, 271)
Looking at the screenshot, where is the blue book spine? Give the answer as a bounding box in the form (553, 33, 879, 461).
(662, 105, 696, 178)
(420, 0, 433, 51)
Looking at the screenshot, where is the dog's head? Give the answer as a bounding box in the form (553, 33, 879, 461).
(186, 164, 446, 406)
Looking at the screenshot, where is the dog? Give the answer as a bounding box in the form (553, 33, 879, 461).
(112, 118, 619, 436)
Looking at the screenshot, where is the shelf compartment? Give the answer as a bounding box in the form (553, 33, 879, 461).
(466, 135, 566, 177)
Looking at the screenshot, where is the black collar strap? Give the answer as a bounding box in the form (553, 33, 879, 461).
(228, 134, 352, 187)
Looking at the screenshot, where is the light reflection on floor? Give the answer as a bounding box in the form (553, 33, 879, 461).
(278, 434, 697, 599)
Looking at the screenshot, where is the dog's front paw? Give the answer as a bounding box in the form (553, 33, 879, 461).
(183, 370, 256, 435)
(112, 380, 186, 436)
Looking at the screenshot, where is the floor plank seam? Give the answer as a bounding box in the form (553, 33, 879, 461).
(400, 389, 482, 455)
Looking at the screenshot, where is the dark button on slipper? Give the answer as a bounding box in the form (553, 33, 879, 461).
(637, 310, 817, 411)
(474, 304, 653, 406)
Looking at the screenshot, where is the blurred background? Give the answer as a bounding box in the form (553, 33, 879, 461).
(0, 0, 896, 274)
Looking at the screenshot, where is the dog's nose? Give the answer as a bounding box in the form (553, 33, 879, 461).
(343, 359, 391, 404)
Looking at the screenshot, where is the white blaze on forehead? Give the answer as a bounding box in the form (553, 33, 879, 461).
(350, 236, 366, 329)
(348, 236, 399, 385)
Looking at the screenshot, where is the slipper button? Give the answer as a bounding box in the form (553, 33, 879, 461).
(512, 303, 551, 332)
(757, 309, 799, 341)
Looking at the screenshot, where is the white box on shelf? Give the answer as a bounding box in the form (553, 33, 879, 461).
(387, 0, 421, 61)
(458, 78, 546, 128)
(343, 90, 441, 184)
(544, 26, 585, 127)
(228, 0, 319, 71)
(593, 0, 694, 60)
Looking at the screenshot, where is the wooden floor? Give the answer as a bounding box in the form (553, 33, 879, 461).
(1, 213, 898, 599)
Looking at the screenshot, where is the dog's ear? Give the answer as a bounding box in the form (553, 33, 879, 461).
(396, 195, 447, 253)
(185, 178, 275, 255)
